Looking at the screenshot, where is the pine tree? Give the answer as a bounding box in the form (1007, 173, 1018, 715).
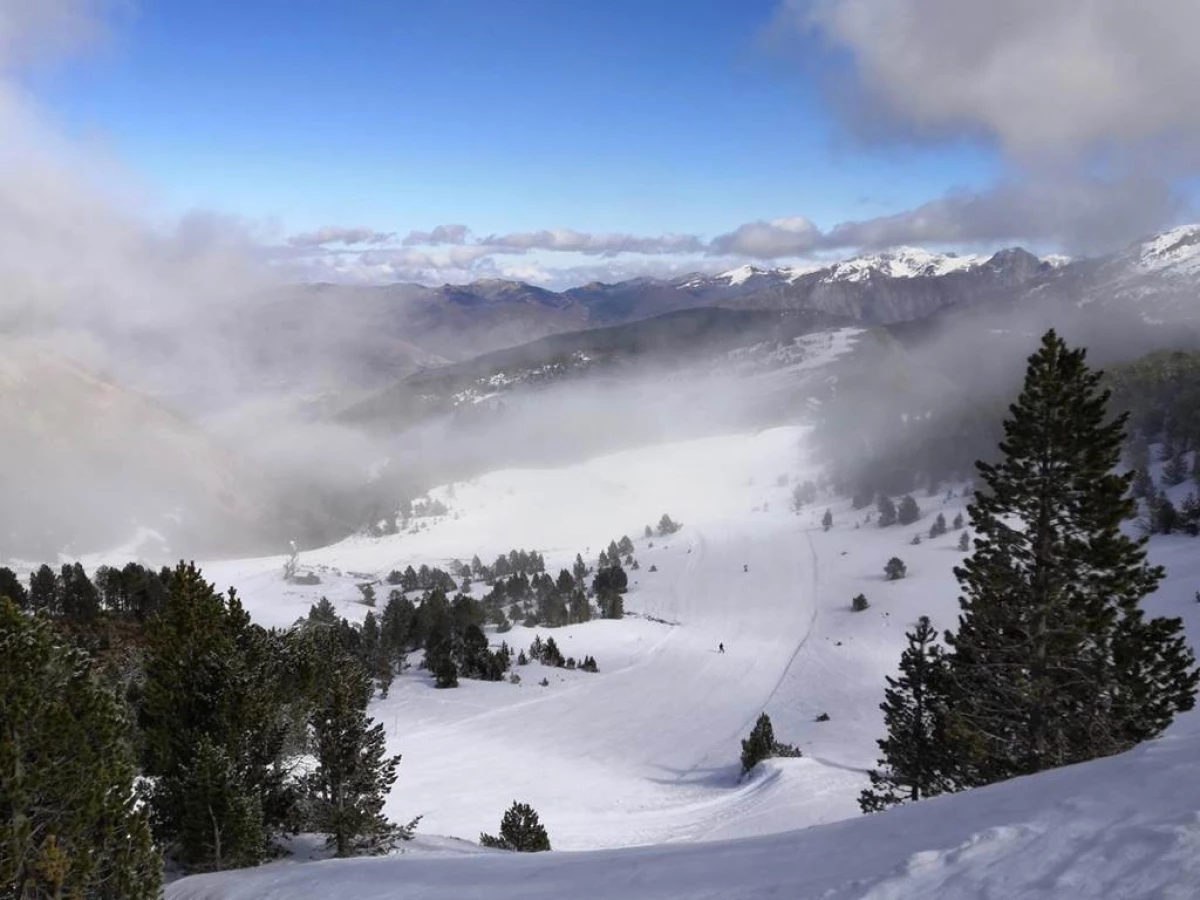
(1162, 451, 1189, 486)
(1152, 489, 1180, 534)
(1, 599, 161, 897)
(0, 566, 28, 608)
(740, 713, 776, 774)
(27, 564, 59, 616)
(946, 330, 1198, 787)
(877, 495, 897, 527)
(884, 557, 907, 580)
(897, 494, 920, 526)
(306, 657, 404, 856)
(957, 531, 970, 552)
(1181, 492, 1200, 536)
(1125, 432, 1151, 472)
(59, 562, 100, 623)
(822, 508, 833, 531)
(952, 511, 964, 530)
(173, 738, 264, 872)
(1131, 467, 1155, 500)
(479, 801, 551, 852)
(929, 513, 947, 538)
(860, 617, 958, 812)
(140, 563, 289, 869)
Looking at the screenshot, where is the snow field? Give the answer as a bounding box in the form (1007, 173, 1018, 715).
(167, 425, 1200, 898)
(196, 426, 991, 850)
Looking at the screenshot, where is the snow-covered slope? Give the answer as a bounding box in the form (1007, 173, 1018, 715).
(197, 426, 875, 848)
(168, 715, 1200, 900)
(164, 424, 1200, 899)
(1130, 224, 1200, 277)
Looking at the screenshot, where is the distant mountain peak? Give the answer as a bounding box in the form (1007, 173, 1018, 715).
(1130, 224, 1200, 276)
(820, 247, 987, 283)
(717, 264, 771, 286)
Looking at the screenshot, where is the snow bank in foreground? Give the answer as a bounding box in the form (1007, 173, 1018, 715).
(169, 717, 1200, 900)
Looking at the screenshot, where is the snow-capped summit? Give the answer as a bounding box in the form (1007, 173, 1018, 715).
(717, 264, 770, 286)
(820, 247, 987, 284)
(1129, 224, 1200, 277)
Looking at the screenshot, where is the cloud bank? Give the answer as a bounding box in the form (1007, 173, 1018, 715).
(772, 0, 1200, 255)
(796, 0, 1200, 165)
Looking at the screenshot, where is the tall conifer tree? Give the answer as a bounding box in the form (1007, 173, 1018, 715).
(1, 599, 161, 897)
(860, 617, 957, 812)
(307, 657, 403, 856)
(947, 331, 1197, 785)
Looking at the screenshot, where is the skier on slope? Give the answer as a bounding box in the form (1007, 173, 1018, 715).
(718, 643, 725, 653)
(743, 564, 748, 573)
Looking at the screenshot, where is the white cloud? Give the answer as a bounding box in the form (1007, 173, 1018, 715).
(481, 228, 705, 257)
(287, 226, 394, 247)
(0, 0, 122, 71)
(401, 223, 470, 246)
(709, 217, 821, 258)
(793, 0, 1200, 165)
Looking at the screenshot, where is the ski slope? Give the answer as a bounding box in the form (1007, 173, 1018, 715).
(168, 713, 1200, 900)
(165, 426, 1200, 898)
(197, 426, 882, 848)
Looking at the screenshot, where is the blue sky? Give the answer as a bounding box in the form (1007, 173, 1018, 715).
(15, 0, 1193, 285)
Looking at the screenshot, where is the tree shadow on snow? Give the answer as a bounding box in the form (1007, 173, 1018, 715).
(643, 761, 745, 788)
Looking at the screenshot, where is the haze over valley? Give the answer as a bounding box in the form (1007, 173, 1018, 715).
(6, 3, 1200, 899)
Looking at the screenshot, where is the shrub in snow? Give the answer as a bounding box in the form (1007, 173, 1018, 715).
(740, 713, 801, 775)
(851, 594, 869, 612)
(479, 801, 551, 852)
(910, 534, 921, 545)
(815, 712, 830, 722)
(885, 557, 907, 581)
